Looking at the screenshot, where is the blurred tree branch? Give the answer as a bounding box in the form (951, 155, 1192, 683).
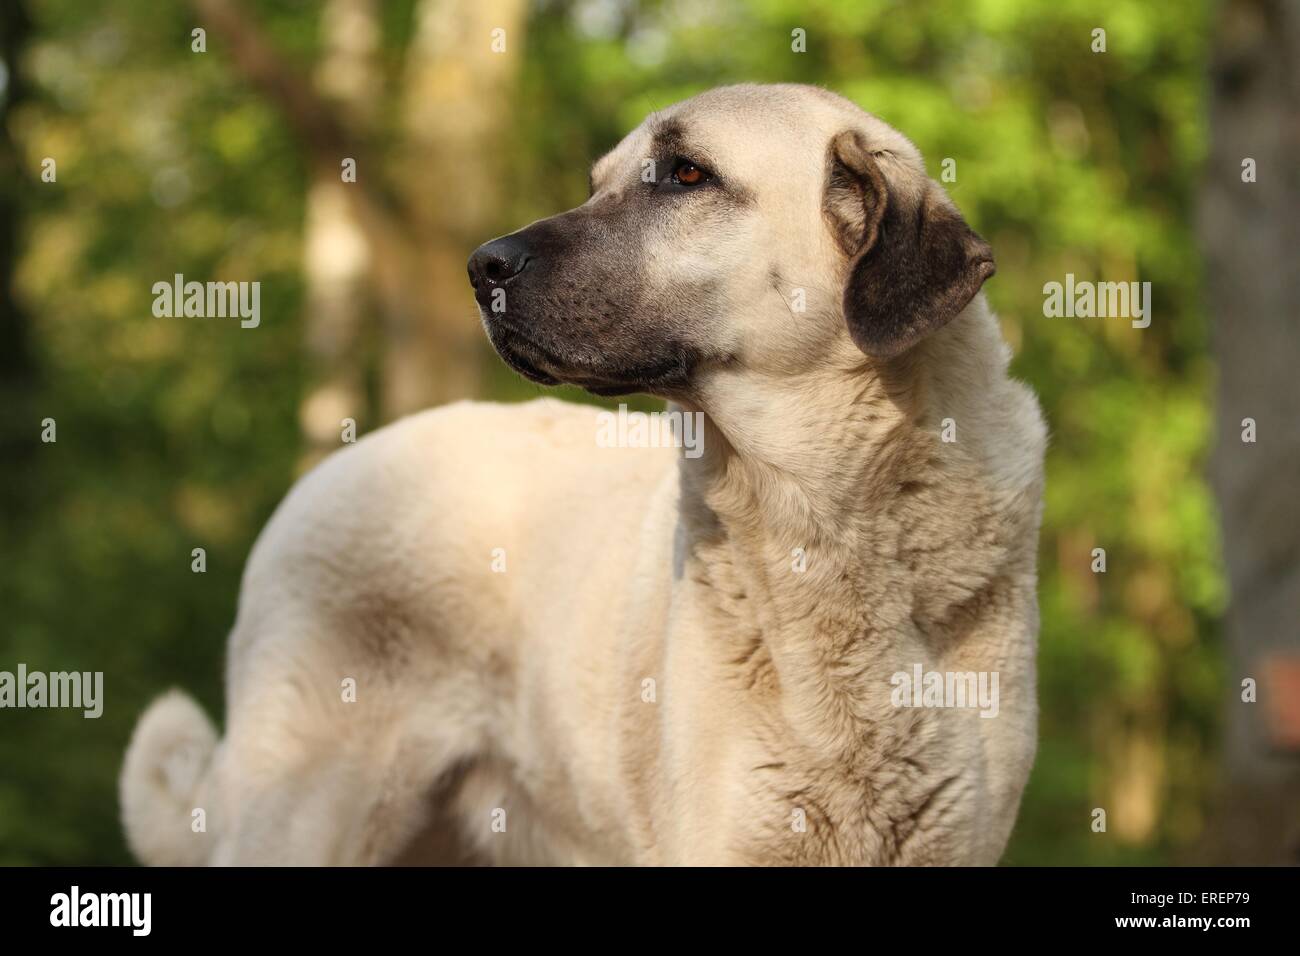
(192, 0, 372, 180)
(191, 0, 527, 419)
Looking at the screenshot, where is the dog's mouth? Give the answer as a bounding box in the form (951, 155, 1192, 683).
(485, 324, 562, 386)
(482, 317, 696, 397)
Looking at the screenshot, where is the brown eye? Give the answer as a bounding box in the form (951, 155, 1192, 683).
(673, 162, 706, 186)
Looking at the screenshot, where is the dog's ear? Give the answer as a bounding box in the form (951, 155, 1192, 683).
(822, 130, 995, 360)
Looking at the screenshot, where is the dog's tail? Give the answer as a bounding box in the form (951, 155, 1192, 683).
(119, 689, 219, 866)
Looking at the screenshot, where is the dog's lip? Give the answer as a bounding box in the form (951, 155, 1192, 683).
(486, 317, 591, 385)
(563, 359, 686, 395)
(484, 314, 696, 396)
(490, 327, 562, 385)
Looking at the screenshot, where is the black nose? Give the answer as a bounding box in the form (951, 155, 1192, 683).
(468, 235, 531, 289)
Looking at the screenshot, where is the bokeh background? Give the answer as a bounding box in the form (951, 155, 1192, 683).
(2, 0, 1297, 865)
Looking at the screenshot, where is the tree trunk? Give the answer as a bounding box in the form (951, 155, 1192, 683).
(387, 0, 527, 416)
(298, 0, 381, 467)
(1199, 0, 1300, 864)
(193, 0, 527, 425)
(0, 0, 38, 532)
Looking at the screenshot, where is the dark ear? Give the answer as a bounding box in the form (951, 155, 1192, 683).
(823, 130, 995, 360)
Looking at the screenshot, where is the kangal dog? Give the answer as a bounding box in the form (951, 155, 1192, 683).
(123, 84, 1045, 866)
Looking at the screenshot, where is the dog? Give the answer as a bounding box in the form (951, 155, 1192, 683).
(121, 83, 1045, 866)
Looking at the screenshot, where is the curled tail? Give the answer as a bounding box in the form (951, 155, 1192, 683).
(119, 690, 218, 866)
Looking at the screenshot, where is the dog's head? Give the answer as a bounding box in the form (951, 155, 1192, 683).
(468, 83, 994, 399)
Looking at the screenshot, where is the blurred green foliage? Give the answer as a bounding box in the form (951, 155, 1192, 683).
(1, 0, 1218, 865)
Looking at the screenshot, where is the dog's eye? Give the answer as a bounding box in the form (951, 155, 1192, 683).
(672, 161, 709, 186)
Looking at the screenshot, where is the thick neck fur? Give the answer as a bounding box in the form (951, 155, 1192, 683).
(672, 301, 1045, 766)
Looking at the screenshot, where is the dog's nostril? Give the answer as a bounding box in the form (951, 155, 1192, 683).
(489, 253, 529, 282)
(468, 238, 531, 289)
